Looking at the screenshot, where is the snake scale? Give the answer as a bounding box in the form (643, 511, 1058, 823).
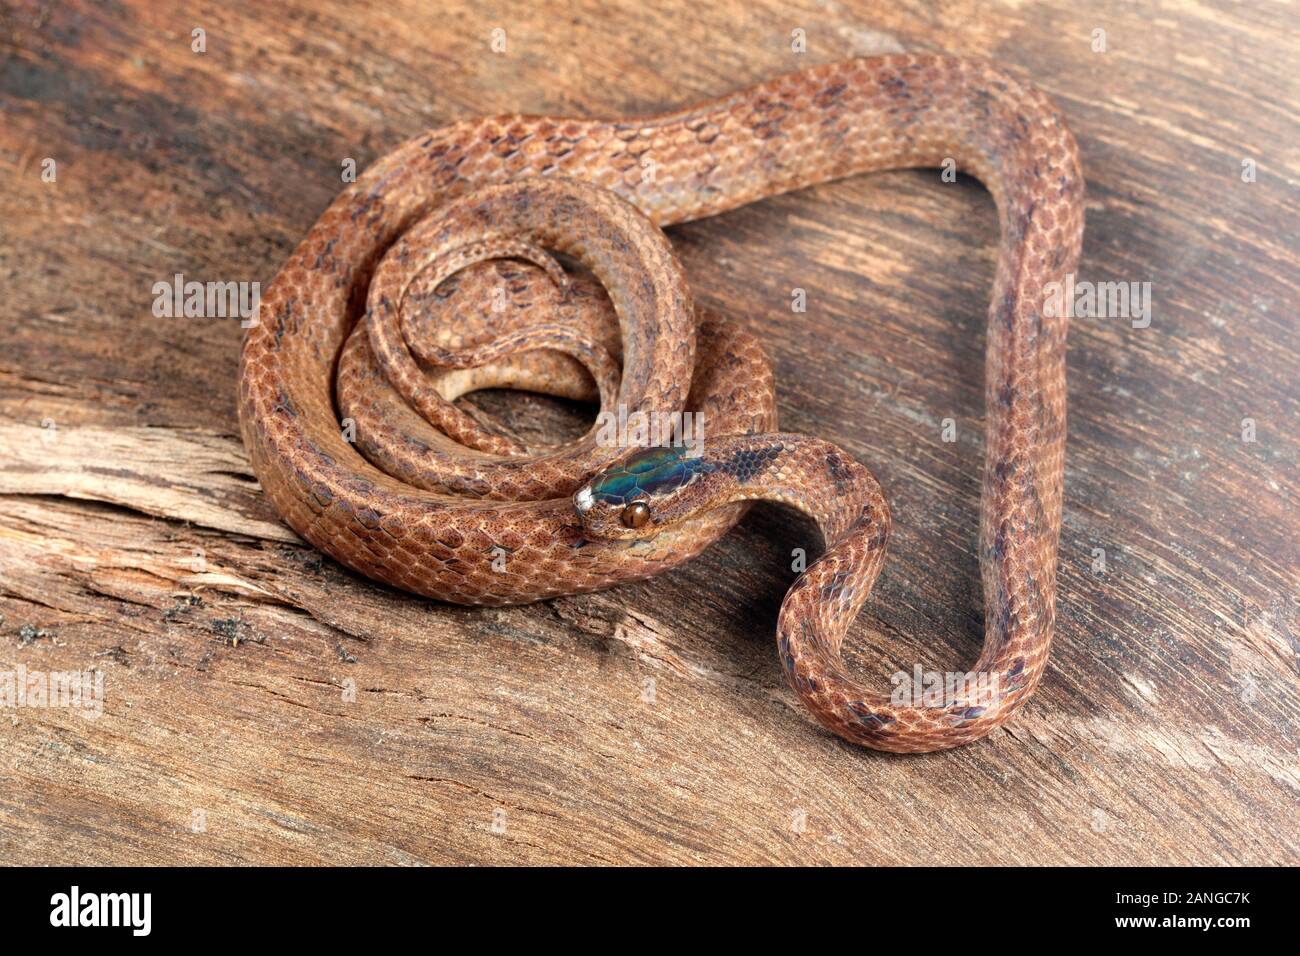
(238, 54, 1085, 752)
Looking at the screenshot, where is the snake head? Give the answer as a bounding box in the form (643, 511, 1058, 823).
(574, 444, 714, 540)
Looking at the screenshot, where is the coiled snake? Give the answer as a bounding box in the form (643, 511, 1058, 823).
(238, 54, 1085, 752)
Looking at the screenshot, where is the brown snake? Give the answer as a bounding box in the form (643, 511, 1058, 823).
(238, 54, 1085, 752)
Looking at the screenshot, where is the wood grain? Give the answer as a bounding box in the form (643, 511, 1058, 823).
(1, 0, 1296, 864)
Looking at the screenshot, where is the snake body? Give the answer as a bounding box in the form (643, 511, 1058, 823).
(238, 54, 1085, 752)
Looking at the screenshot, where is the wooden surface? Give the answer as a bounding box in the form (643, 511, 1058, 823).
(1, 0, 1297, 865)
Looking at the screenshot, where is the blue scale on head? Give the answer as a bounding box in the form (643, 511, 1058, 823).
(590, 445, 711, 506)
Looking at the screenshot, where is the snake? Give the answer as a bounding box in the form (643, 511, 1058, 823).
(238, 54, 1085, 753)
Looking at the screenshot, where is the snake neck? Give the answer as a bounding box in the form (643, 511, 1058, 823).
(698, 434, 887, 550)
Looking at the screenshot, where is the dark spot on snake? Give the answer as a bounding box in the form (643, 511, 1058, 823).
(815, 81, 848, 107)
(947, 705, 986, 724)
(272, 389, 297, 419)
(309, 445, 336, 469)
(271, 297, 300, 349)
(789, 670, 816, 694)
(312, 237, 339, 272)
(848, 702, 896, 728)
(990, 525, 1007, 561)
(402, 434, 431, 455)
(1008, 210, 1030, 244)
(880, 75, 909, 99)
(350, 190, 382, 223)
(826, 451, 853, 493)
(993, 456, 1016, 485)
(346, 475, 375, 496)
(865, 525, 887, 552)
(994, 600, 1013, 648)
(821, 569, 853, 601)
(999, 289, 1018, 329)
(720, 442, 783, 483)
(777, 631, 791, 656)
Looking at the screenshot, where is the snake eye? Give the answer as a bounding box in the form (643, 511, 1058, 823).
(621, 501, 651, 529)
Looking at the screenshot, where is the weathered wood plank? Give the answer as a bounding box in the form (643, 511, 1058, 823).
(0, 0, 1296, 864)
(0, 424, 297, 542)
